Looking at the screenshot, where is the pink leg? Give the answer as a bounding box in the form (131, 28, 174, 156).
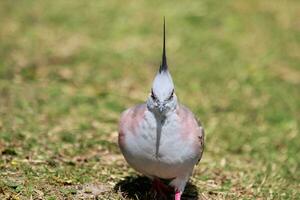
(175, 190, 182, 200)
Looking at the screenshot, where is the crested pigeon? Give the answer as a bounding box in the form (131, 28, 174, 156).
(118, 19, 204, 200)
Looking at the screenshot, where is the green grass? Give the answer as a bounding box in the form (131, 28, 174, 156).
(0, 0, 299, 199)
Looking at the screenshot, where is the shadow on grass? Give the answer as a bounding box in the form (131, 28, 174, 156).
(114, 176, 199, 200)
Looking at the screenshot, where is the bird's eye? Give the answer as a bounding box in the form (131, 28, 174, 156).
(151, 90, 157, 100)
(167, 90, 174, 101)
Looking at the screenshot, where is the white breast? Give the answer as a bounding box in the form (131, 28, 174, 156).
(122, 110, 198, 179)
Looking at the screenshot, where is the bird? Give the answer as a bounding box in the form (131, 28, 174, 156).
(118, 19, 204, 200)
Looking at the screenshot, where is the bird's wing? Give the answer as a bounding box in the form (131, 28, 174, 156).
(176, 104, 205, 164)
(118, 104, 147, 146)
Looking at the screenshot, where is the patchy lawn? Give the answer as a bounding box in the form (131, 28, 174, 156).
(0, 0, 299, 199)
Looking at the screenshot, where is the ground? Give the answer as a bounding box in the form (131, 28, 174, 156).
(0, 0, 299, 199)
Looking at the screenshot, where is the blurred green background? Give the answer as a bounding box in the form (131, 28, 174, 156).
(0, 0, 299, 199)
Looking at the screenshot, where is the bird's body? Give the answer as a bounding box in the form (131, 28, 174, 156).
(118, 19, 204, 200)
(119, 104, 204, 192)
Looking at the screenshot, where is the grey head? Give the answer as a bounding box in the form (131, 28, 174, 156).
(147, 18, 178, 116)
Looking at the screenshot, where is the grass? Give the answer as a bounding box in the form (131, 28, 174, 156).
(0, 0, 299, 199)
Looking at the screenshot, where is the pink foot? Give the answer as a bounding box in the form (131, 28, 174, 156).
(175, 190, 182, 200)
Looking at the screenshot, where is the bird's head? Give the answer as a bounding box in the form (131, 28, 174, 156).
(147, 18, 178, 116)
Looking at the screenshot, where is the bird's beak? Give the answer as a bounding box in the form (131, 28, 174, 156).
(159, 106, 164, 112)
(158, 103, 165, 112)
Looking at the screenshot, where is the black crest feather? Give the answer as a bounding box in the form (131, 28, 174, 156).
(159, 17, 168, 73)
